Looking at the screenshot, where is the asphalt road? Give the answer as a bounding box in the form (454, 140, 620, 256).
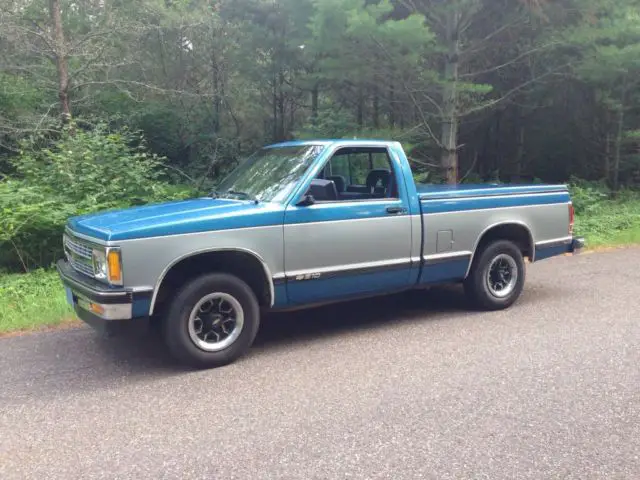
(1, 249, 639, 480)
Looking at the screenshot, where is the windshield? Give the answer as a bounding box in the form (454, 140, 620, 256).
(214, 144, 325, 203)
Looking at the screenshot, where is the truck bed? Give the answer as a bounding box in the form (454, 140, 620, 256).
(415, 182, 573, 285)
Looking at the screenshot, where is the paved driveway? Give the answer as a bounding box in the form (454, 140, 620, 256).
(1, 249, 639, 479)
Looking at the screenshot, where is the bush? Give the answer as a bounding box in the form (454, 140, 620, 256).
(0, 123, 196, 272)
(567, 177, 640, 244)
(567, 177, 610, 215)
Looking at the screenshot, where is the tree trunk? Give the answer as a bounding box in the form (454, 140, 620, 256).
(357, 88, 364, 128)
(604, 132, 611, 185)
(311, 83, 319, 126)
(494, 111, 502, 177)
(272, 73, 278, 141)
(514, 124, 525, 183)
(278, 70, 285, 140)
(613, 105, 624, 192)
(389, 82, 396, 128)
(212, 53, 221, 133)
(289, 96, 295, 138)
(372, 84, 380, 129)
(49, 0, 71, 123)
(440, 8, 461, 184)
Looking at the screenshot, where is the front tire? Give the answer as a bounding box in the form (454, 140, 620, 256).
(162, 273, 260, 368)
(464, 240, 526, 311)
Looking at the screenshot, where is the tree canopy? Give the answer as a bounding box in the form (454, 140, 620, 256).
(2, 0, 640, 186)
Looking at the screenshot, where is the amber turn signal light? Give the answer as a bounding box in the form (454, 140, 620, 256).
(107, 249, 122, 283)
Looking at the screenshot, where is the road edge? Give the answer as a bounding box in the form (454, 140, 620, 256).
(0, 319, 83, 339)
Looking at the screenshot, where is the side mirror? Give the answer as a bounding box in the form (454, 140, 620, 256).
(297, 194, 316, 206)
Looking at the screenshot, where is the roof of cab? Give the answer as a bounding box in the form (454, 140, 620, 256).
(265, 139, 396, 148)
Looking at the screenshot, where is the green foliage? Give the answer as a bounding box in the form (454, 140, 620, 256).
(460, 172, 485, 184)
(295, 109, 359, 139)
(0, 124, 195, 272)
(0, 269, 75, 334)
(569, 178, 640, 246)
(3, 0, 640, 188)
(0, 73, 57, 154)
(574, 199, 640, 247)
(413, 171, 433, 184)
(0, 73, 48, 119)
(14, 124, 172, 205)
(567, 177, 611, 214)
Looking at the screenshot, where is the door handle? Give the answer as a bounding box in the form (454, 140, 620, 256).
(386, 206, 404, 214)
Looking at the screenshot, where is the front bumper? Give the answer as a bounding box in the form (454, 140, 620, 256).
(57, 259, 152, 334)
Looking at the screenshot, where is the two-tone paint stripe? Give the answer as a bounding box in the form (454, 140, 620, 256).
(423, 251, 473, 265)
(276, 257, 416, 284)
(420, 192, 570, 215)
(275, 251, 473, 285)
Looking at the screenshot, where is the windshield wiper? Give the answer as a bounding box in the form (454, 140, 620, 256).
(210, 188, 259, 203)
(225, 189, 259, 203)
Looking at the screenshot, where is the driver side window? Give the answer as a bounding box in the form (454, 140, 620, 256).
(306, 147, 399, 203)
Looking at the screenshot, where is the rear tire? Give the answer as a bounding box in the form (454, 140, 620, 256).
(162, 273, 260, 368)
(464, 240, 525, 311)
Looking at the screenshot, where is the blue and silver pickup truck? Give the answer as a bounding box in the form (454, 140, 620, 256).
(58, 139, 584, 368)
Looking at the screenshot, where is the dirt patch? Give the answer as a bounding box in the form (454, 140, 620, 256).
(0, 319, 83, 339)
(580, 243, 640, 254)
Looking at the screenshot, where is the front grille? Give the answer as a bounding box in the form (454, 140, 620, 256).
(64, 235, 93, 259)
(63, 233, 95, 278)
(69, 256, 95, 277)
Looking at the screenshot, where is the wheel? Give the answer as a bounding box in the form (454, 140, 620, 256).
(464, 240, 526, 311)
(162, 273, 260, 368)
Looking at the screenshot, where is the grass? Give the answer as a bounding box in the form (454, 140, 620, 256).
(1, 192, 639, 335)
(582, 224, 640, 248)
(0, 269, 75, 336)
(573, 192, 640, 248)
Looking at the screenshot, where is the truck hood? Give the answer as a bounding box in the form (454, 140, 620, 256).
(67, 198, 284, 242)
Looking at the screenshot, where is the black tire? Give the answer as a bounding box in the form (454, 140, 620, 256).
(464, 240, 526, 311)
(162, 273, 260, 368)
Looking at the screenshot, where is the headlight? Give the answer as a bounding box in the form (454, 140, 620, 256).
(92, 249, 108, 280)
(92, 247, 123, 286)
